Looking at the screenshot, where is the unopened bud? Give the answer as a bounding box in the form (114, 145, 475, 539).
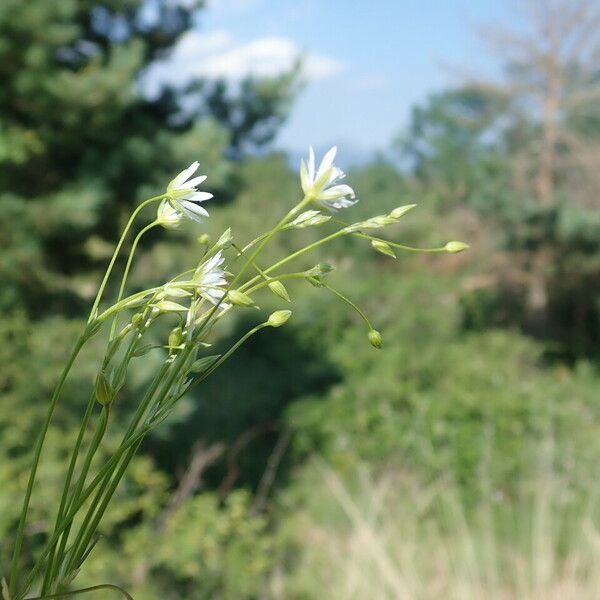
(368, 329, 383, 349)
(371, 240, 396, 258)
(153, 300, 188, 313)
(216, 228, 233, 248)
(197, 233, 211, 246)
(389, 204, 417, 219)
(228, 289, 256, 307)
(267, 310, 292, 328)
(306, 263, 334, 277)
(95, 371, 113, 407)
(168, 327, 183, 351)
(445, 241, 469, 254)
(268, 280, 291, 302)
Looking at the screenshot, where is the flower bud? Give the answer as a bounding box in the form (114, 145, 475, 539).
(371, 240, 396, 258)
(445, 241, 469, 254)
(95, 371, 113, 407)
(168, 327, 183, 351)
(290, 210, 331, 228)
(216, 228, 233, 248)
(228, 289, 256, 307)
(156, 199, 182, 229)
(306, 263, 334, 277)
(389, 204, 417, 219)
(267, 310, 292, 328)
(153, 300, 188, 313)
(368, 329, 383, 349)
(197, 233, 211, 246)
(268, 280, 291, 302)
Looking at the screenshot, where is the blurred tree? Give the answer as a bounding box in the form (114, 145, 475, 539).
(396, 0, 600, 358)
(472, 0, 600, 206)
(0, 0, 298, 315)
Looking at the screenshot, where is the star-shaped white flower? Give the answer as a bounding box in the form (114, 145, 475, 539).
(194, 250, 229, 306)
(300, 146, 357, 211)
(186, 250, 230, 335)
(162, 161, 213, 226)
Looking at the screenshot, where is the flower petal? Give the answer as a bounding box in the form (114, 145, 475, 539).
(317, 184, 355, 200)
(184, 175, 207, 188)
(316, 146, 337, 181)
(180, 201, 209, 222)
(185, 191, 213, 202)
(300, 159, 310, 194)
(173, 161, 200, 189)
(308, 146, 316, 183)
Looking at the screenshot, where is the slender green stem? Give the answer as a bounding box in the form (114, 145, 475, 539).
(18, 424, 153, 599)
(109, 221, 158, 340)
(231, 243, 269, 281)
(88, 195, 165, 323)
(239, 230, 347, 294)
(9, 335, 87, 596)
(25, 582, 133, 600)
(174, 324, 268, 400)
(321, 283, 374, 329)
(41, 391, 97, 594)
(64, 350, 189, 573)
(48, 409, 109, 590)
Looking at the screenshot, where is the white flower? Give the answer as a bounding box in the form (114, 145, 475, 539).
(156, 199, 183, 229)
(300, 146, 357, 211)
(185, 250, 230, 335)
(165, 161, 214, 224)
(193, 250, 229, 306)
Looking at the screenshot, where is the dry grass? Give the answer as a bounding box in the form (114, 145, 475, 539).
(270, 455, 600, 600)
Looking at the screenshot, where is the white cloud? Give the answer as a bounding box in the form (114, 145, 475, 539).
(147, 29, 344, 91)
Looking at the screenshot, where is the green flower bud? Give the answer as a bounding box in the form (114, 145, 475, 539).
(228, 289, 256, 307)
(290, 210, 331, 228)
(445, 241, 470, 254)
(267, 310, 292, 327)
(389, 204, 417, 219)
(216, 227, 233, 248)
(168, 327, 183, 351)
(153, 300, 188, 313)
(368, 329, 383, 349)
(268, 280, 291, 302)
(95, 371, 113, 407)
(197, 233, 211, 246)
(371, 240, 396, 258)
(306, 263, 334, 277)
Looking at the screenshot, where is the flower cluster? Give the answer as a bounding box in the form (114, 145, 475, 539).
(11, 144, 469, 600)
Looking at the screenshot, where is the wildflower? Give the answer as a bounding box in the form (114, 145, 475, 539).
(193, 250, 229, 307)
(186, 250, 231, 335)
(165, 161, 213, 224)
(300, 146, 357, 211)
(156, 199, 183, 229)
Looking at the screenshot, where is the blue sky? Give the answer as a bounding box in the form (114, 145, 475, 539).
(163, 0, 515, 156)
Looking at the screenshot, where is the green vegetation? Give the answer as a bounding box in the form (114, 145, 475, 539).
(1, 1, 600, 598)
